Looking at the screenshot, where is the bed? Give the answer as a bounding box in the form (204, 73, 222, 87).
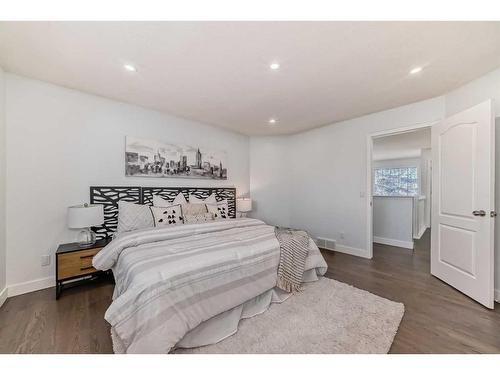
(90, 186, 328, 354)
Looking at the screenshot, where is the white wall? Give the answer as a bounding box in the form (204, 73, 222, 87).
(286, 97, 444, 254)
(249, 136, 291, 227)
(444, 68, 500, 116)
(0, 66, 6, 306)
(250, 97, 444, 256)
(373, 157, 421, 169)
(372, 157, 427, 248)
(372, 128, 431, 161)
(373, 197, 414, 249)
(5, 74, 250, 294)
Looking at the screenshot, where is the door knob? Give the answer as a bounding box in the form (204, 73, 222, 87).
(472, 210, 486, 216)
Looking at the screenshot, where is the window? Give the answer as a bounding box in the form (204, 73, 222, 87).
(374, 167, 418, 196)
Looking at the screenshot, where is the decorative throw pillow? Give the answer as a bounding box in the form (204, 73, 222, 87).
(182, 203, 208, 215)
(206, 202, 229, 220)
(189, 193, 217, 204)
(153, 192, 187, 207)
(153, 193, 207, 218)
(117, 201, 154, 233)
(184, 213, 214, 224)
(150, 204, 184, 226)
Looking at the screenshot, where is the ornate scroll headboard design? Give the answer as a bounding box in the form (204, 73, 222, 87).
(90, 186, 236, 239)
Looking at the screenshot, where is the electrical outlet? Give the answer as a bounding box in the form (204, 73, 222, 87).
(41, 254, 50, 266)
(340, 232, 345, 240)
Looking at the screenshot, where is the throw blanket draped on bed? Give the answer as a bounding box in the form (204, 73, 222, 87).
(274, 227, 310, 293)
(93, 218, 327, 354)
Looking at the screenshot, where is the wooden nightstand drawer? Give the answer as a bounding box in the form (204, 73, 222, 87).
(57, 247, 102, 280)
(55, 238, 112, 299)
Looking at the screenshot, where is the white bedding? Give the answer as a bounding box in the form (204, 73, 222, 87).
(93, 218, 327, 353)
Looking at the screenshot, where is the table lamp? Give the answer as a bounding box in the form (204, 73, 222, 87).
(67, 203, 104, 247)
(236, 198, 252, 218)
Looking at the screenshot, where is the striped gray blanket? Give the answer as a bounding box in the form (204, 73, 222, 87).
(274, 227, 310, 293)
(93, 218, 327, 353)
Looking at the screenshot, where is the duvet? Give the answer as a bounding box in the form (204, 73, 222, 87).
(93, 218, 327, 353)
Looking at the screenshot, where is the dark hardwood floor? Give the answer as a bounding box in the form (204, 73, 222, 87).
(324, 229, 500, 353)
(0, 279, 114, 353)
(1, 229, 499, 353)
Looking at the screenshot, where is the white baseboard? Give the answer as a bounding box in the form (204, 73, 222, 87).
(7, 276, 55, 298)
(374, 236, 414, 250)
(3, 270, 498, 305)
(335, 244, 371, 259)
(413, 226, 428, 240)
(0, 287, 7, 308)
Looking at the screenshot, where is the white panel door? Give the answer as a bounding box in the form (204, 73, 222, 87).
(431, 100, 495, 308)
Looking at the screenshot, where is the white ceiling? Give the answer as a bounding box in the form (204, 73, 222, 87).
(1, 22, 499, 136)
(373, 128, 431, 161)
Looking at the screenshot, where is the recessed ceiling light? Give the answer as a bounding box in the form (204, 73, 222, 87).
(269, 62, 280, 71)
(268, 118, 277, 124)
(123, 64, 137, 72)
(409, 66, 423, 75)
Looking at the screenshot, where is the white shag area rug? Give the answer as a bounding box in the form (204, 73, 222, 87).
(177, 278, 404, 354)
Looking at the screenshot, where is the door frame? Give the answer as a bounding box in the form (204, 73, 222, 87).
(366, 121, 438, 258)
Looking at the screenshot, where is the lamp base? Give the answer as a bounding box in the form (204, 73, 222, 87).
(77, 228, 97, 247)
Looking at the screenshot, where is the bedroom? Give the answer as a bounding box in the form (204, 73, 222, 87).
(1, 1, 500, 372)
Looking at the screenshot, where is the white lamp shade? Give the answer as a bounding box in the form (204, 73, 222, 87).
(236, 198, 252, 212)
(67, 204, 104, 228)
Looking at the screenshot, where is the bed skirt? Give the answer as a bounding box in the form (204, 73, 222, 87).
(110, 268, 322, 353)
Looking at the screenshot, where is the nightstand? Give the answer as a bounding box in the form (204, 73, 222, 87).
(55, 237, 113, 299)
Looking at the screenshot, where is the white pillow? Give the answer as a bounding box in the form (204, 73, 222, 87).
(184, 213, 214, 224)
(150, 204, 184, 226)
(206, 201, 229, 220)
(117, 201, 154, 233)
(189, 193, 217, 204)
(182, 203, 208, 215)
(153, 192, 187, 207)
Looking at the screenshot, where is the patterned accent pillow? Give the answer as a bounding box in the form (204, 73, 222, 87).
(117, 201, 154, 233)
(153, 194, 207, 217)
(189, 193, 217, 204)
(150, 204, 184, 226)
(184, 213, 214, 224)
(153, 192, 187, 207)
(206, 202, 229, 220)
(182, 203, 208, 215)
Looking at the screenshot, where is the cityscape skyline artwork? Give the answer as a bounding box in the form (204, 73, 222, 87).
(125, 136, 227, 179)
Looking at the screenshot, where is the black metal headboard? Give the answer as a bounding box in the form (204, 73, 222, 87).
(90, 186, 236, 239)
